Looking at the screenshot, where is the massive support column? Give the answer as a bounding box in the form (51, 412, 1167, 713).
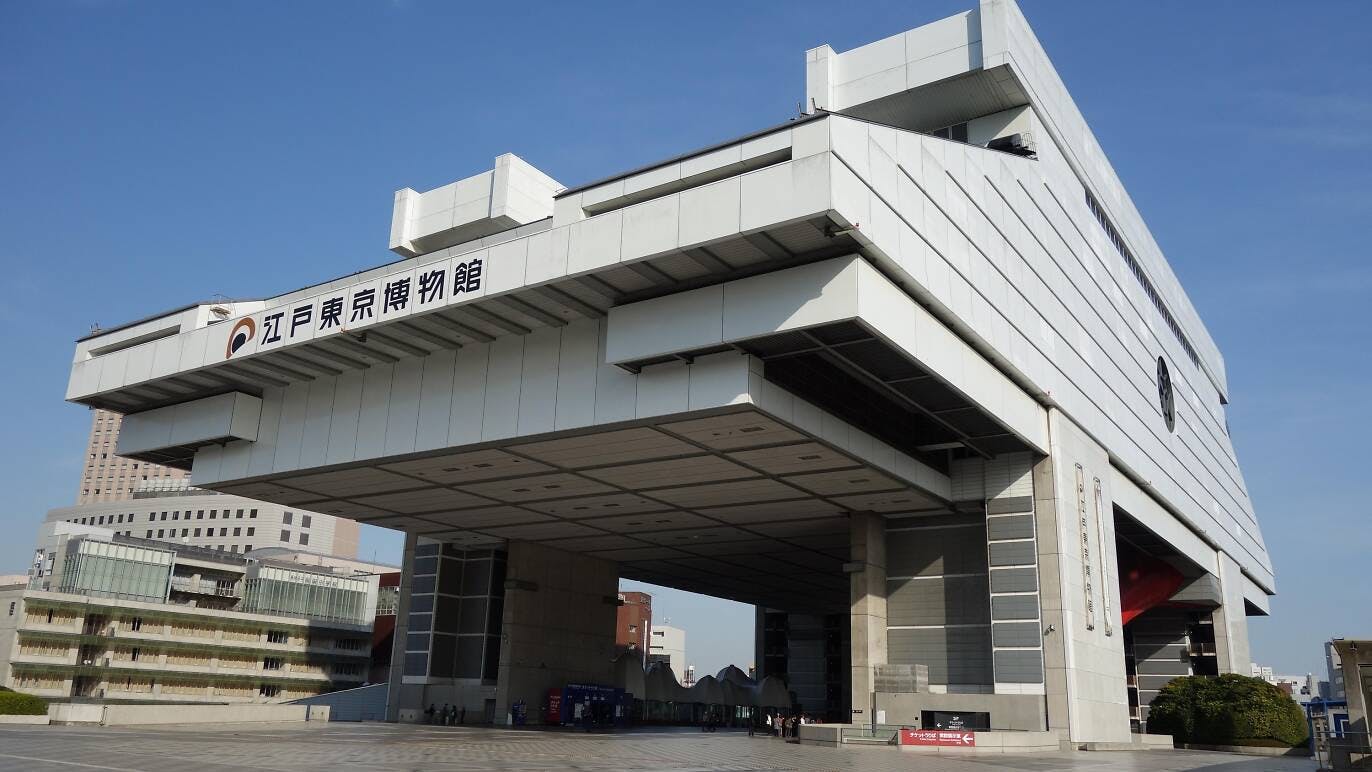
(848, 511, 887, 724)
(494, 541, 618, 724)
(1036, 409, 1131, 743)
(384, 531, 418, 722)
(1211, 553, 1252, 674)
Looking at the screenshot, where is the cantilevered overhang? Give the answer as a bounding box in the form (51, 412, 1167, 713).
(607, 256, 1046, 459)
(66, 119, 867, 421)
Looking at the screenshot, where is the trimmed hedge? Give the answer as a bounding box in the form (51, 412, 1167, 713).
(0, 690, 48, 716)
(1147, 674, 1309, 747)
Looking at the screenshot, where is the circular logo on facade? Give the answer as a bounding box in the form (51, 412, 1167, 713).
(1157, 356, 1175, 432)
(225, 317, 256, 359)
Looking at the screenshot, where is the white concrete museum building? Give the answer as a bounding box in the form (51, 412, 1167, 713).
(58, 0, 1272, 742)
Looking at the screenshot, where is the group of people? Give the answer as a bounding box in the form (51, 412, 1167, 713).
(425, 703, 465, 726)
(760, 712, 808, 739)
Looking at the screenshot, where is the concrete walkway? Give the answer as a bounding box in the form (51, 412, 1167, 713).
(0, 722, 1317, 771)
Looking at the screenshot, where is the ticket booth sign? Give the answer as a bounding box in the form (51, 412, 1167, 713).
(900, 729, 976, 747)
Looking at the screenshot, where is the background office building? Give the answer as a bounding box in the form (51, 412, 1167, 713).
(2, 524, 378, 703)
(46, 490, 359, 558)
(60, 0, 1272, 742)
(614, 591, 651, 663)
(647, 624, 687, 683)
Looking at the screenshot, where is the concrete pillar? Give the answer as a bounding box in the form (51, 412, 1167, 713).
(848, 511, 887, 725)
(1035, 408, 1131, 743)
(1033, 453, 1071, 736)
(383, 531, 417, 722)
(494, 541, 618, 725)
(1211, 552, 1251, 675)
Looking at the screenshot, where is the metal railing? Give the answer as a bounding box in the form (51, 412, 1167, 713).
(1313, 730, 1371, 771)
(840, 724, 911, 745)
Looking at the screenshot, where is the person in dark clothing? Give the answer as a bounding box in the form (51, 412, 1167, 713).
(439, 703, 449, 726)
(425, 704, 436, 724)
(447, 704, 457, 726)
(459, 706, 466, 725)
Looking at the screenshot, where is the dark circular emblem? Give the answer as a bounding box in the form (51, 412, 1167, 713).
(1157, 356, 1175, 432)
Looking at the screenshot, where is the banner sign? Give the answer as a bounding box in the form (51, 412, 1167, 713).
(224, 254, 487, 362)
(900, 730, 976, 747)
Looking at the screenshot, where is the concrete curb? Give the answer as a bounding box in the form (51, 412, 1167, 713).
(1179, 742, 1312, 757)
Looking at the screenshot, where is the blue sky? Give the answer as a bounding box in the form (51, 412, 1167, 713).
(1, 1, 1367, 681)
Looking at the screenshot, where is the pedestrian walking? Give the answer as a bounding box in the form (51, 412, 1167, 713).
(425, 703, 436, 724)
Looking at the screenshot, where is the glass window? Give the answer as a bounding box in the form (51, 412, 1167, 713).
(157, 529, 164, 538)
(301, 515, 311, 529)
(250, 509, 258, 519)
(280, 530, 290, 543)
(233, 527, 241, 536)
(220, 528, 228, 537)
(247, 527, 255, 536)
(194, 528, 201, 537)
(299, 533, 309, 546)
(283, 512, 293, 525)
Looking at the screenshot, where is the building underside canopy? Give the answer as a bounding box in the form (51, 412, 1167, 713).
(215, 406, 954, 614)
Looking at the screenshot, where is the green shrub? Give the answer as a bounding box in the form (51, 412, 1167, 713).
(1147, 674, 1309, 747)
(0, 690, 48, 716)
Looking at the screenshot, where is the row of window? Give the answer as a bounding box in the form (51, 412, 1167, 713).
(145, 509, 260, 522)
(1084, 190, 1201, 368)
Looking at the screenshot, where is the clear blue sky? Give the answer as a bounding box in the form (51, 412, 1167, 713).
(1, 1, 1367, 681)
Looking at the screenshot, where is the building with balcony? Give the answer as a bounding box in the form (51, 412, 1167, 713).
(1, 525, 378, 704)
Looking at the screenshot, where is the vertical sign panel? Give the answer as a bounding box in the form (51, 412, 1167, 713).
(1075, 463, 1095, 631)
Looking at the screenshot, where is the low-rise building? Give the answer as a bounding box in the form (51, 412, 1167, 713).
(648, 624, 686, 684)
(1, 525, 377, 704)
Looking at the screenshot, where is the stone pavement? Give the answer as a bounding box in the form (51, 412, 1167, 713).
(0, 723, 1316, 771)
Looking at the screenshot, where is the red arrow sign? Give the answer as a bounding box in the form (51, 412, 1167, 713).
(900, 730, 977, 747)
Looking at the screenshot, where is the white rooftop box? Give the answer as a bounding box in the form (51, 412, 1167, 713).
(389, 153, 562, 257)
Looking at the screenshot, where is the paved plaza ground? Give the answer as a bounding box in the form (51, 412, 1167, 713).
(0, 722, 1316, 772)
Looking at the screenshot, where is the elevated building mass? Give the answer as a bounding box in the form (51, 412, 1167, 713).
(56, 0, 1271, 741)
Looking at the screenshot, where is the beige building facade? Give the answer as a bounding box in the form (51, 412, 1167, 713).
(78, 409, 189, 503)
